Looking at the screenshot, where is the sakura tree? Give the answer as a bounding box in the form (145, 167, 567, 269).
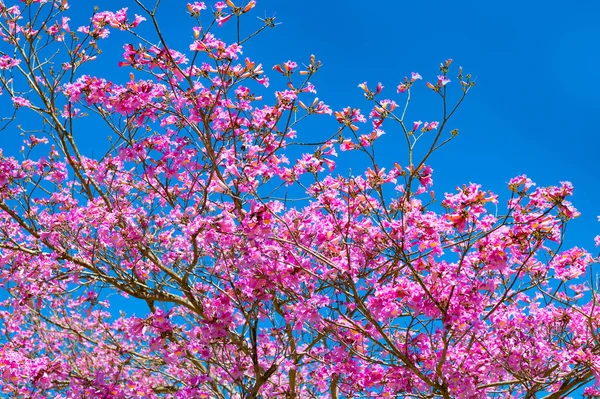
(0, 1, 599, 398)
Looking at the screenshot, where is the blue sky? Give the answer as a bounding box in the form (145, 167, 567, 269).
(61, 0, 599, 249)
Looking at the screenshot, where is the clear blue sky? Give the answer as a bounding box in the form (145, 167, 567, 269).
(64, 0, 599, 249)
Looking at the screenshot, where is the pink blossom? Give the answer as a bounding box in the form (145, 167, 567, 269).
(411, 72, 422, 81)
(437, 74, 451, 86)
(422, 121, 439, 131)
(217, 13, 232, 26)
(13, 96, 31, 107)
(0, 55, 20, 69)
(61, 16, 70, 31)
(215, 1, 227, 11)
(187, 2, 207, 13)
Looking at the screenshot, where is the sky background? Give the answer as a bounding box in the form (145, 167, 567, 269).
(55, 0, 600, 250)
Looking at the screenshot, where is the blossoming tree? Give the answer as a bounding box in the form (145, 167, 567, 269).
(0, 1, 599, 398)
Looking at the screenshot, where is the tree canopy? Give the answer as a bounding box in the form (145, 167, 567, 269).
(0, 1, 599, 398)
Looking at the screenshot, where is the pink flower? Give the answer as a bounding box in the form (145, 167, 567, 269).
(61, 17, 70, 32)
(0, 55, 20, 70)
(437, 75, 451, 86)
(283, 60, 298, 71)
(25, 135, 48, 147)
(131, 14, 146, 27)
(13, 97, 31, 107)
(419, 165, 433, 187)
(423, 121, 439, 131)
(340, 139, 355, 151)
(508, 175, 535, 192)
(217, 14, 232, 26)
(334, 107, 366, 131)
(190, 40, 207, 52)
(187, 2, 207, 13)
